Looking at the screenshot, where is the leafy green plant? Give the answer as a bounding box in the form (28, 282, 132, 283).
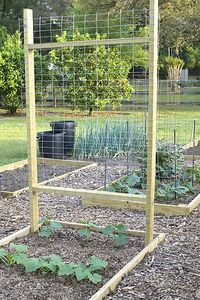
(38, 216, 63, 238)
(185, 164, 200, 183)
(105, 140, 200, 202)
(102, 224, 128, 247)
(78, 220, 100, 240)
(59, 255, 108, 284)
(0, 31, 23, 114)
(106, 173, 144, 195)
(78, 228, 93, 240)
(0, 243, 108, 285)
(77, 221, 129, 247)
(0, 243, 29, 266)
(0, 248, 14, 266)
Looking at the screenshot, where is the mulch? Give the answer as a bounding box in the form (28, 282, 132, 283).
(0, 153, 199, 299)
(0, 163, 79, 192)
(0, 228, 143, 300)
(0, 191, 199, 300)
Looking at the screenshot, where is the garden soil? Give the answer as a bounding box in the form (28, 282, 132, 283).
(0, 163, 78, 192)
(0, 157, 199, 299)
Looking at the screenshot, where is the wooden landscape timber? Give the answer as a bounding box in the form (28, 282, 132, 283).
(0, 158, 96, 197)
(182, 140, 199, 150)
(0, 220, 165, 300)
(82, 195, 193, 216)
(31, 180, 199, 216)
(32, 184, 147, 203)
(89, 233, 165, 300)
(0, 226, 31, 247)
(0, 159, 28, 172)
(83, 174, 200, 216)
(184, 155, 200, 161)
(28, 37, 150, 50)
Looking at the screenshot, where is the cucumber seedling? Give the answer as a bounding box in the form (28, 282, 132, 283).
(38, 215, 63, 238)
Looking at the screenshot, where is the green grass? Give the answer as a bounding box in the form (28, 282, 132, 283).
(1, 105, 200, 166)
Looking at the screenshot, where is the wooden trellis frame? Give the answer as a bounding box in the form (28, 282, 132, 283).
(0, 1, 164, 298)
(23, 0, 158, 244)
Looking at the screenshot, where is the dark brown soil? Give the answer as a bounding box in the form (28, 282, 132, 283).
(0, 227, 143, 300)
(185, 144, 200, 156)
(0, 163, 79, 192)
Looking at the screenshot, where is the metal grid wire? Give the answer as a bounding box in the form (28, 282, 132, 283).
(19, 7, 200, 206)
(19, 9, 150, 193)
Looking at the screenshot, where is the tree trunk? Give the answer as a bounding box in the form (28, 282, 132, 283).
(88, 107, 93, 116)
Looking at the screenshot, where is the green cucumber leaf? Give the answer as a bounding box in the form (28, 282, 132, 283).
(10, 243, 28, 253)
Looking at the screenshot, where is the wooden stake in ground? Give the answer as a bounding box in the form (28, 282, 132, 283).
(145, 0, 159, 245)
(23, 9, 39, 232)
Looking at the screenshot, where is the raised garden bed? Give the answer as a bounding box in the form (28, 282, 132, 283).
(82, 142, 200, 216)
(0, 158, 96, 197)
(0, 221, 164, 300)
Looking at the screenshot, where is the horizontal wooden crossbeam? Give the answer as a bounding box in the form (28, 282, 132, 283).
(32, 184, 147, 202)
(28, 37, 149, 50)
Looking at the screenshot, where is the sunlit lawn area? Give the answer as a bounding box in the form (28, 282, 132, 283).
(1, 103, 200, 166)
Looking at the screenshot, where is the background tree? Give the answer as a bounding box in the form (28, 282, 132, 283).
(50, 31, 134, 115)
(0, 0, 72, 32)
(0, 31, 23, 114)
(0, 27, 51, 114)
(159, 0, 200, 56)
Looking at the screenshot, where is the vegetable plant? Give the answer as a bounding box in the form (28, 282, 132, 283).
(74, 120, 145, 159)
(106, 173, 144, 195)
(105, 140, 200, 202)
(38, 216, 63, 238)
(0, 243, 108, 285)
(102, 224, 128, 247)
(78, 222, 129, 247)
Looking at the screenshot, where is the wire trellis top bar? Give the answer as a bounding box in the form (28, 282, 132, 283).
(28, 37, 149, 50)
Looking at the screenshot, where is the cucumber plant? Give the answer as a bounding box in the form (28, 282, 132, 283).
(78, 222, 128, 247)
(102, 224, 128, 247)
(0, 243, 108, 285)
(38, 215, 63, 238)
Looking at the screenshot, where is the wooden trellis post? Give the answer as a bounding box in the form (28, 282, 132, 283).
(23, 9, 39, 233)
(145, 0, 158, 244)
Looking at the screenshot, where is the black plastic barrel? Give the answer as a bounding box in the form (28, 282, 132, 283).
(37, 131, 65, 159)
(50, 121, 76, 154)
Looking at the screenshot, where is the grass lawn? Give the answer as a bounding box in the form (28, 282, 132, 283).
(0, 104, 200, 166)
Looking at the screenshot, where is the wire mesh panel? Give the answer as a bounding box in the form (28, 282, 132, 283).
(21, 3, 159, 244)
(21, 10, 149, 184)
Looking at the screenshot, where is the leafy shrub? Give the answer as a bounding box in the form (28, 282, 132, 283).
(50, 31, 134, 116)
(38, 216, 63, 238)
(0, 31, 23, 114)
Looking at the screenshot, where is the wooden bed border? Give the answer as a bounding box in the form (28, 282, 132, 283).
(82, 193, 200, 216)
(80, 153, 200, 216)
(0, 158, 96, 197)
(0, 222, 165, 300)
(182, 140, 198, 150)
